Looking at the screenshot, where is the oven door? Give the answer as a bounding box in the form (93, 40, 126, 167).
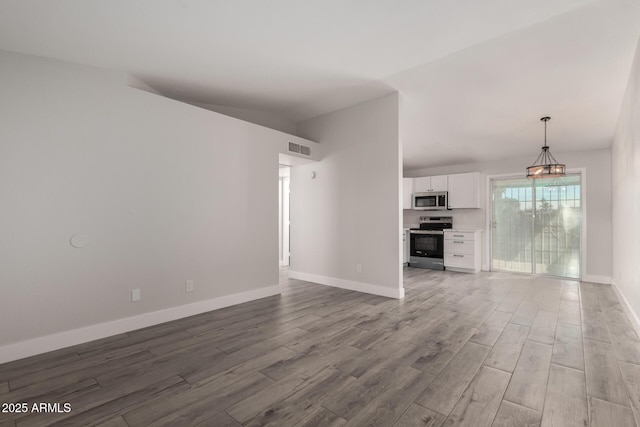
(410, 231, 444, 258)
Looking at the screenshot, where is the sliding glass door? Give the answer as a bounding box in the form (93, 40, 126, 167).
(491, 174, 581, 279)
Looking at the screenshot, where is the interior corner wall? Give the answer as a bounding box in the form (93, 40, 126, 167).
(612, 37, 640, 325)
(190, 102, 298, 135)
(290, 94, 402, 298)
(0, 51, 315, 360)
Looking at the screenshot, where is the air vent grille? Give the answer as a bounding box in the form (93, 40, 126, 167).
(288, 142, 311, 157)
(288, 142, 300, 153)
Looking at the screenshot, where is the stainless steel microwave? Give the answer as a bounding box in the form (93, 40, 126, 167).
(412, 191, 449, 210)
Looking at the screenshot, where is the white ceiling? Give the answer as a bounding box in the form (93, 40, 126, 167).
(1, 0, 639, 169)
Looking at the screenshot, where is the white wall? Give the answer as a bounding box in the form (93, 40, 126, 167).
(612, 38, 640, 326)
(127, 76, 162, 95)
(190, 102, 297, 135)
(0, 51, 317, 361)
(290, 94, 403, 298)
(404, 148, 612, 281)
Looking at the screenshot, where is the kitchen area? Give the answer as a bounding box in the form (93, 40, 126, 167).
(403, 167, 587, 280)
(402, 172, 484, 274)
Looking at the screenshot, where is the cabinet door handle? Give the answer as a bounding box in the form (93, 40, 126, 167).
(453, 241, 464, 244)
(453, 234, 464, 237)
(453, 254, 464, 257)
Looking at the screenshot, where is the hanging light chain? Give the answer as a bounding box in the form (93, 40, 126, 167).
(542, 116, 550, 148)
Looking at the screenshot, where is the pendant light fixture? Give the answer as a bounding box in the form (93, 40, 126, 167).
(526, 116, 566, 178)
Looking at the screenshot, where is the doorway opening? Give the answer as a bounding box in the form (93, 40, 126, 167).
(279, 165, 290, 267)
(490, 173, 583, 279)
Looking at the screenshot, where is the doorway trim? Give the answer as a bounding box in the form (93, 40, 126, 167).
(279, 168, 290, 267)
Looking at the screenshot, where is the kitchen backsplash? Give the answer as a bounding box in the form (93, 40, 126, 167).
(403, 208, 486, 230)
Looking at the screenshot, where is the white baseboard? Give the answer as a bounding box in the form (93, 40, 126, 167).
(611, 281, 640, 339)
(288, 270, 404, 299)
(0, 285, 281, 365)
(582, 274, 612, 285)
(448, 267, 482, 274)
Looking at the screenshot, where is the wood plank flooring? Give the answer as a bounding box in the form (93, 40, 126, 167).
(1, 267, 640, 426)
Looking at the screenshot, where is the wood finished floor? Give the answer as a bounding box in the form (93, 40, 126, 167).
(2, 267, 640, 426)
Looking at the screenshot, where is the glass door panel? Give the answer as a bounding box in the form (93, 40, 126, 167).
(491, 174, 581, 279)
(533, 175, 581, 278)
(491, 178, 534, 274)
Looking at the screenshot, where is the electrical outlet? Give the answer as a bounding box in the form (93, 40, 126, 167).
(185, 280, 194, 293)
(131, 288, 141, 302)
(356, 264, 362, 273)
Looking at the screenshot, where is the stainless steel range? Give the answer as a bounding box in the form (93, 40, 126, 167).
(409, 216, 453, 270)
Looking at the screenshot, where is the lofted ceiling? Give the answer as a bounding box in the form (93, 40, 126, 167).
(1, 0, 639, 170)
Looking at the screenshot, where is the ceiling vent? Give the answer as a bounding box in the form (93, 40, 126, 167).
(288, 142, 311, 157)
(299, 145, 311, 156)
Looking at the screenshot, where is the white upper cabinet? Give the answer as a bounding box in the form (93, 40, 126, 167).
(402, 178, 413, 209)
(409, 172, 480, 210)
(448, 172, 481, 209)
(413, 175, 448, 193)
(431, 175, 448, 192)
(413, 177, 429, 193)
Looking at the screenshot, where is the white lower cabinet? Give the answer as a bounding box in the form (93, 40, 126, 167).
(444, 230, 482, 273)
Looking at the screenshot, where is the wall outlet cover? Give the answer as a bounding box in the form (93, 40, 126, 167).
(131, 288, 141, 302)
